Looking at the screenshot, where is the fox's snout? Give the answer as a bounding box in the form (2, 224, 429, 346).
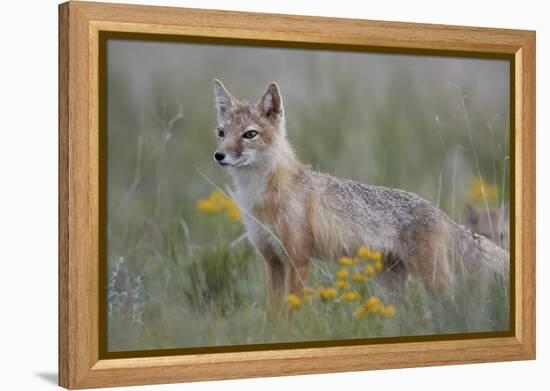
(214, 152, 225, 162)
(213, 136, 245, 167)
(213, 151, 232, 166)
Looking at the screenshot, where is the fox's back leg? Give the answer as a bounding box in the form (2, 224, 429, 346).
(404, 203, 455, 292)
(376, 253, 410, 300)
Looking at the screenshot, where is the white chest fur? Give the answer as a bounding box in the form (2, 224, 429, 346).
(231, 169, 274, 251)
(231, 168, 267, 211)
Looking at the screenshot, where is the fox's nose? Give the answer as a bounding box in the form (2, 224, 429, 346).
(214, 152, 225, 162)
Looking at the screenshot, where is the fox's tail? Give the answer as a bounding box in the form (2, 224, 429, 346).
(451, 222, 509, 277)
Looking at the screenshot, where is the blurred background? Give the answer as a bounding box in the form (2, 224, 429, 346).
(106, 39, 510, 352)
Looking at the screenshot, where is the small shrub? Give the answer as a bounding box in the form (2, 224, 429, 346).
(182, 244, 256, 316)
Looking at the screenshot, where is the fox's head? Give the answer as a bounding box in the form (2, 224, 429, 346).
(464, 203, 509, 249)
(212, 79, 287, 170)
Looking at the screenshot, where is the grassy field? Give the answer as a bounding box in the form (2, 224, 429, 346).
(106, 40, 510, 352)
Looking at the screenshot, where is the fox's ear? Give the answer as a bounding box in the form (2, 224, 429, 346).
(257, 82, 283, 121)
(464, 203, 479, 226)
(213, 79, 234, 121)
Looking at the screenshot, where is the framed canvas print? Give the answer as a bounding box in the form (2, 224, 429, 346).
(58, 1, 536, 389)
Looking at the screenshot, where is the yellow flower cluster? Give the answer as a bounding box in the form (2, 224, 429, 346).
(356, 245, 382, 261)
(336, 280, 350, 289)
(335, 245, 384, 284)
(342, 291, 360, 302)
(302, 287, 314, 303)
(351, 272, 364, 282)
(317, 287, 338, 300)
(285, 245, 396, 321)
(354, 296, 396, 318)
(286, 286, 338, 309)
(287, 293, 303, 309)
(467, 176, 498, 206)
(196, 190, 240, 221)
(336, 268, 349, 280)
(337, 256, 358, 266)
(364, 264, 375, 277)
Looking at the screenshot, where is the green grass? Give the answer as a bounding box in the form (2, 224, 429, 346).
(107, 215, 509, 351)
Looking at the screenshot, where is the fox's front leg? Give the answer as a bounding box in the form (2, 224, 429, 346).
(287, 255, 310, 296)
(260, 248, 286, 312)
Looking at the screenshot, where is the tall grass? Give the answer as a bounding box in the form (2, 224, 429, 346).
(106, 40, 510, 351)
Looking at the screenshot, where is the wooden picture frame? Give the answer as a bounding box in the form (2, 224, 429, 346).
(59, 1, 536, 389)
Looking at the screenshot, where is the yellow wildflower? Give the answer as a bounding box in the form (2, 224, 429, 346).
(209, 190, 225, 202)
(325, 287, 338, 299)
(467, 176, 498, 205)
(318, 287, 338, 300)
(338, 256, 354, 266)
(354, 306, 367, 318)
(302, 286, 314, 295)
(225, 204, 241, 221)
(343, 291, 360, 302)
(196, 199, 223, 214)
(374, 259, 384, 272)
(351, 272, 365, 282)
(365, 296, 381, 313)
(364, 264, 376, 277)
(357, 245, 372, 259)
(358, 245, 384, 261)
(336, 268, 349, 280)
(287, 293, 302, 309)
(336, 280, 350, 290)
(382, 304, 396, 318)
(196, 190, 240, 220)
(371, 251, 383, 262)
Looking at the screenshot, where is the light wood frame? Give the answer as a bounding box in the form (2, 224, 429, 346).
(59, 1, 536, 389)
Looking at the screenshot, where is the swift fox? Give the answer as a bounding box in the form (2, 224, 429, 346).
(211, 79, 509, 302)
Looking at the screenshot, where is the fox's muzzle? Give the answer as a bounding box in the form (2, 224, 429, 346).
(213, 151, 231, 166)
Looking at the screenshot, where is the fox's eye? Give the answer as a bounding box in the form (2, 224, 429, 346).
(217, 129, 224, 138)
(243, 130, 258, 139)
